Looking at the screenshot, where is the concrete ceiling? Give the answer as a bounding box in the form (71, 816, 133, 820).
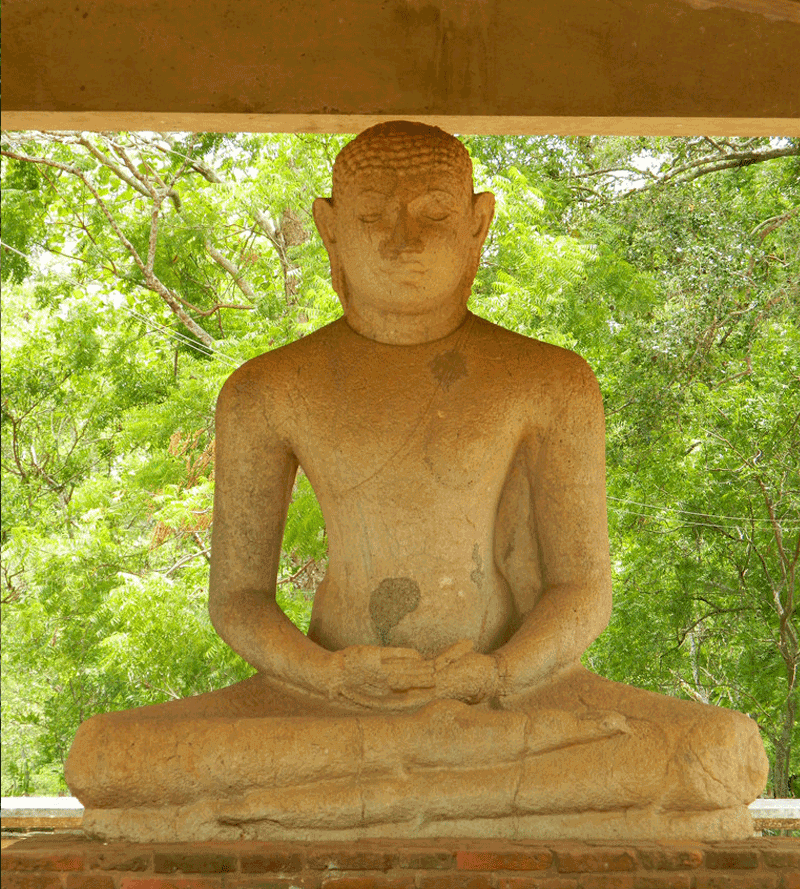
(3, 0, 799, 134)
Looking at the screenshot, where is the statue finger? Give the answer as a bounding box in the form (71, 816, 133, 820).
(386, 664, 435, 690)
(339, 688, 390, 709)
(380, 647, 424, 662)
(434, 639, 474, 670)
(340, 686, 433, 711)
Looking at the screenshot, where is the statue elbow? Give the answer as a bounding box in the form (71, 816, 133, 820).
(593, 583, 613, 640)
(208, 595, 235, 644)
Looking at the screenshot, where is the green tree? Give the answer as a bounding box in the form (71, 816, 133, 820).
(558, 137, 800, 797)
(0, 132, 340, 792)
(2, 132, 797, 799)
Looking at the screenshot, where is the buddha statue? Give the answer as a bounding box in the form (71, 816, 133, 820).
(66, 121, 767, 842)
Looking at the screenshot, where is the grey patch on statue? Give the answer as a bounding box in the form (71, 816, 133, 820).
(430, 350, 467, 390)
(470, 543, 485, 590)
(369, 577, 421, 645)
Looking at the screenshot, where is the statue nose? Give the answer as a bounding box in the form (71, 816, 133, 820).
(382, 206, 423, 257)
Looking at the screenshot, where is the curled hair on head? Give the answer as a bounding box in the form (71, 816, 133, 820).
(332, 121, 473, 199)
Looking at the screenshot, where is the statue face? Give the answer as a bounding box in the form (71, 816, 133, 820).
(314, 144, 494, 331)
(340, 166, 475, 312)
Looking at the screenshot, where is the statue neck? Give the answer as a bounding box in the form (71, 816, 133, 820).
(343, 299, 469, 346)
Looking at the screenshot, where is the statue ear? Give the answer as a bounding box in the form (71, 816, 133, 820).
(471, 191, 495, 243)
(312, 197, 336, 247)
(313, 197, 348, 307)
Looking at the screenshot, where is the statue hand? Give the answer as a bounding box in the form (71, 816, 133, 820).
(331, 645, 436, 710)
(433, 640, 500, 704)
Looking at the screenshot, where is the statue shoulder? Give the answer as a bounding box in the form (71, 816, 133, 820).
(215, 320, 343, 421)
(471, 315, 601, 405)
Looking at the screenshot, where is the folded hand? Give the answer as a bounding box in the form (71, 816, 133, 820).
(331, 645, 436, 710)
(433, 640, 500, 704)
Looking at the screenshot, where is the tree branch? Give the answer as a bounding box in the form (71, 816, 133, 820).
(1, 147, 216, 348)
(204, 240, 257, 302)
(254, 209, 299, 304)
(750, 207, 800, 242)
(661, 146, 799, 185)
(75, 137, 151, 199)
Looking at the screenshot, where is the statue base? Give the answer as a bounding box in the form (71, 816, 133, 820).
(3, 833, 798, 889)
(80, 804, 758, 843)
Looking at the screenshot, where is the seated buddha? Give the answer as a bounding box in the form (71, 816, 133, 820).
(66, 121, 767, 842)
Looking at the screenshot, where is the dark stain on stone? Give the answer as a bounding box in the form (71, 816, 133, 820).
(430, 350, 467, 390)
(470, 543, 485, 590)
(369, 577, 421, 645)
(393, 2, 441, 29)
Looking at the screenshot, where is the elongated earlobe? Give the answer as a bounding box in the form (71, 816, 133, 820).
(312, 197, 348, 308)
(312, 197, 336, 246)
(472, 192, 496, 241)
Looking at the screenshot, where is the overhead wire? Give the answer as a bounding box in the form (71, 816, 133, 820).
(606, 495, 800, 531)
(0, 240, 240, 367)
(606, 495, 799, 527)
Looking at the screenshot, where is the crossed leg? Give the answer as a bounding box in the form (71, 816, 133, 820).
(67, 662, 767, 825)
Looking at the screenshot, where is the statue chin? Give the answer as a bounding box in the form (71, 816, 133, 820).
(64, 121, 768, 842)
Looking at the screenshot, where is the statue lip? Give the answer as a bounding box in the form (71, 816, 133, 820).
(386, 258, 426, 271)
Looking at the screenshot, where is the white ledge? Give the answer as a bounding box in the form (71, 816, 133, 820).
(2, 796, 799, 829)
(3, 797, 799, 817)
(748, 798, 800, 819)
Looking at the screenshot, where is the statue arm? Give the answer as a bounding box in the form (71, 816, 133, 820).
(208, 361, 333, 696)
(208, 359, 436, 707)
(494, 356, 613, 695)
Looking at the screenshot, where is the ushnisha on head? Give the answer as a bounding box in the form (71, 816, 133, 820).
(314, 121, 495, 345)
(331, 121, 474, 201)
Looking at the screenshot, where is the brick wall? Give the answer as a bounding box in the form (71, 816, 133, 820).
(2, 835, 798, 889)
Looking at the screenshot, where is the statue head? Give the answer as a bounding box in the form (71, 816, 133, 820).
(313, 121, 495, 344)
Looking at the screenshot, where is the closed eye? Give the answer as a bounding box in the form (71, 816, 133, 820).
(358, 213, 383, 223)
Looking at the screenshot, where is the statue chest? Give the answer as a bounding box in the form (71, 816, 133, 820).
(286, 360, 528, 499)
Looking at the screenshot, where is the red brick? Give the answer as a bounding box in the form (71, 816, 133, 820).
(633, 876, 693, 889)
(636, 844, 704, 870)
(153, 851, 237, 875)
(416, 876, 494, 889)
(320, 878, 408, 889)
(308, 850, 395, 871)
(556, 848, 636, 874)
(120, 879, 225, 889)
(497, 879, 579, 889)
(85, 847, 152, 872)
(577, 876, 636, 889)
(782, 872, 800, 889)
(239, 851, 304, 874)
(397, 848, 455, 870)
(2, 851, 85, 871)
(764, 847, 800, 869)
(457, 850, 552, 872)
(228, 880, 319, 889)
(704, 848, 759, 870)
(65, 876, 116, 889)
(0, 874, 64, 889)
(695, 873, 780, 889)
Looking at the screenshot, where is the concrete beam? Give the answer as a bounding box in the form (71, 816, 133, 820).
(3, 0, 800, 135)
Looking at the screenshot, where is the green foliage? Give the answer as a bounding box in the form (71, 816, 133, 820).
(2, 132, 797, 798)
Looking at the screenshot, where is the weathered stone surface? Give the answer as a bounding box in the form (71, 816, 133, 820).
(65, 122, 768, 841)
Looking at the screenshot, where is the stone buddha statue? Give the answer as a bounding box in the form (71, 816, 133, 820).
(66, 122, 767, 842)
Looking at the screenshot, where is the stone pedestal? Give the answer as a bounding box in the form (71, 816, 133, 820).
(2, 835, 798, 889)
